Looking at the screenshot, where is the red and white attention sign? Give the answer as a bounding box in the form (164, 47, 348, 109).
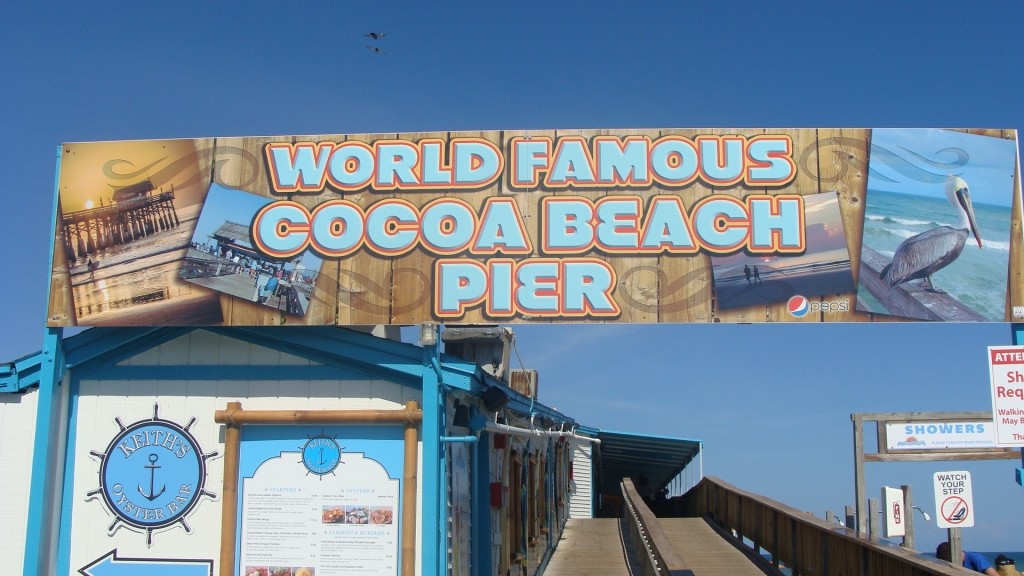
(989, 346, 1024, 446)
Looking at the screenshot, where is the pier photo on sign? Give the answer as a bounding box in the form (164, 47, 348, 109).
(181, 184, 325, 317)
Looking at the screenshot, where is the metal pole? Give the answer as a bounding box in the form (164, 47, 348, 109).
(853, 413, 868, 534)
(421, 333, 442, 576)
(948, 528, 962, 567)
(696, 440, 704, 481)
(868, 497, 880, 539)
(901, 485, 915, 551)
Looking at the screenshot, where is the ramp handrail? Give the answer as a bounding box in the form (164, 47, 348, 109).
(621, 478, 693, 576)
(677, 476, 967, 576)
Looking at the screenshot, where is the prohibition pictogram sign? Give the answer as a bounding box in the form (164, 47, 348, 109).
(940, 496, 969, 525)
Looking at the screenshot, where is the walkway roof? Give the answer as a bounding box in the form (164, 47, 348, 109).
(594, 429, 702, 494)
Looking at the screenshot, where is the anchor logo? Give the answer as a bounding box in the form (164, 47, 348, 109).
(301, 432, 343, 476)
(89, 404, 218, 546)
(139, 453, 167, 501)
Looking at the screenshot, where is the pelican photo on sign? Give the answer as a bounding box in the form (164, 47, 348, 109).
(855, 129, 1018, 322)
(933, 470, 974, 529)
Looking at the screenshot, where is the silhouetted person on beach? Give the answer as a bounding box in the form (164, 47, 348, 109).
(744, 265, 752, 285)
(753, 266, 762, 284)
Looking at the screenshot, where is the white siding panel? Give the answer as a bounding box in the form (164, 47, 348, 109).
(0, 389, 37, 576)
(568, 442, 593, 519)
(118, 331, 323, 367)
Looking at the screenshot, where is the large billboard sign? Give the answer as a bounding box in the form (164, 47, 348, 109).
(47, 128, 1022, 326)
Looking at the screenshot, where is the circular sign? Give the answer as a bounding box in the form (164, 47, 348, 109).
(91, 405, 214, 545)
(940, 496, 969, 525)
(302, 434, 342, 475)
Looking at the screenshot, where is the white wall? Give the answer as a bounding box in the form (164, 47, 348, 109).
(568, 442, 592, 519)
(0, 388, 38, 576)
(65, 330, 424, 576)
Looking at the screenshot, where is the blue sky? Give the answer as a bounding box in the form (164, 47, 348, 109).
(3, 0, 1024, 553)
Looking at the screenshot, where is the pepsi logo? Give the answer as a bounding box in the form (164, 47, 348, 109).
(788, 295, 809, 317)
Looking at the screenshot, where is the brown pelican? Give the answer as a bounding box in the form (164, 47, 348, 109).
(881, 175, 982, 292)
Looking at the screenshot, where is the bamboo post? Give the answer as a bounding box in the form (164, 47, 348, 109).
(402, 401, 419, 576)
(219, 401, 242, 576)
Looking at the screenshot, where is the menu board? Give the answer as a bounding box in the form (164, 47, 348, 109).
(237, 427, 405, 576)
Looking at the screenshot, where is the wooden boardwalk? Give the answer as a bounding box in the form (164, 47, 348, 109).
(544, 519, 633, 576)
(660, 518, 771, 576)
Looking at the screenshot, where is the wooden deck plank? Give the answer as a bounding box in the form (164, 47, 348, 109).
(660, 518, 771, 576)
(544, 519, 631, 576)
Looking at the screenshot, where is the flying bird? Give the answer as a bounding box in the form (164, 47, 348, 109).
(364, 32, 386, 39)
(880, 175, 982, 292)
(366, 46, 387, 55)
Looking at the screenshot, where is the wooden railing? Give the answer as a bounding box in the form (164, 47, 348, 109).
(676, 476, 967, 576)
(621, 478, 693, 576)
(859, 246, 985, 321)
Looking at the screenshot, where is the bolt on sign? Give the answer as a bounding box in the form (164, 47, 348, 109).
(933, 471, 974, 529)
(46, 128, 1023, 327)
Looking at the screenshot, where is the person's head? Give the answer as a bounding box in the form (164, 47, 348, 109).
(935, 542, 964, 563)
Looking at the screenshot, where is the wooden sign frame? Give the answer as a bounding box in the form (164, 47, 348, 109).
(214, 401, 423, 576)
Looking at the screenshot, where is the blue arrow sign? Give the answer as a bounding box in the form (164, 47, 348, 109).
(79, 550, 213, 576)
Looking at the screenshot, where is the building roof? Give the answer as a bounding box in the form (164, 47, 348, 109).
(211, 222, 253, 248)
(0, 326, 575, 427)
(111, 179, 155, 203)
(595, 429, 702, 494)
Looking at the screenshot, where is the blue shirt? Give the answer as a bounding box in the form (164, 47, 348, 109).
(963, 551, 993, 573)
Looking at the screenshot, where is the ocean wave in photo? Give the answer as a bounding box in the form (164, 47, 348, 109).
(860, 189, 1011, 321)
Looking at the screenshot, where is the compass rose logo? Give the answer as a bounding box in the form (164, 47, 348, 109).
(88, 404, 218, 546)
(301, 432, 343, 476)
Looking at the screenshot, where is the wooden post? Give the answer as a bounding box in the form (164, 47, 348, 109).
(852, 414, 867, 534)
(402, 401, 419, 576)
(219, 401, 242, 576)
(901, 485, 914, 551)
(844, 505, 855, 530)
(948, 528, 962, 567)
(868, 498, 880, 539)
(826, 511, 835, 524)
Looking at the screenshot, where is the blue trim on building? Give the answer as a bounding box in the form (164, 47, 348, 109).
(55, 374, 81, 576)
(472, 431, 491, 576)
(23, 327, 65, 576)
(420, 338, 442, 576)
(75, 364, 385, 382)
(24, 148, 66, 576)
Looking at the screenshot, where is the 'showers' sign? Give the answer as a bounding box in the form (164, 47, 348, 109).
(47, 128, 1023, 326)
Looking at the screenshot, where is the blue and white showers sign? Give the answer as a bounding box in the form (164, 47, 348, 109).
(885, 421, 997, 451)
(89, 404, 218, 546)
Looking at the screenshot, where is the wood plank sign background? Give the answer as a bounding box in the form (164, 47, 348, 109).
(47, 128, 1023, 326)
